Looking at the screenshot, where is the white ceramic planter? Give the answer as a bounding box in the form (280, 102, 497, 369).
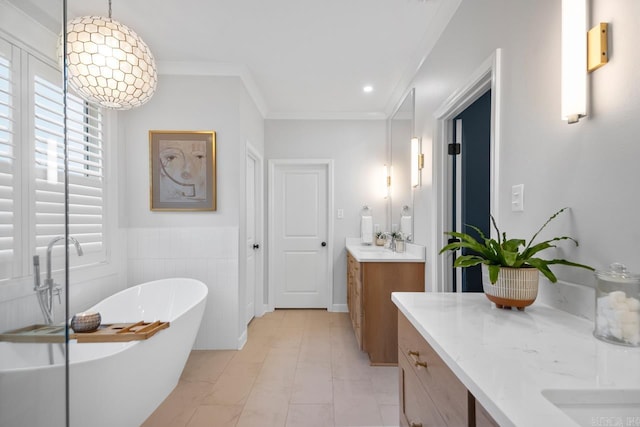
(481, 264, 539, 310)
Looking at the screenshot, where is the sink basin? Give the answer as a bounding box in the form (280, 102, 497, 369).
(541, 389, 640, 426)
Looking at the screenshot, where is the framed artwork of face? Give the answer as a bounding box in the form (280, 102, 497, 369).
(149, 130, 216, 211)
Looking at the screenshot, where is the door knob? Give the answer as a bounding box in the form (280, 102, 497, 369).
(321, 241, 327, 247)
(253, 244, 260, 249)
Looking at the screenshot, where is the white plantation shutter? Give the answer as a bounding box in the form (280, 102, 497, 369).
(32, 58, 105, 266)
(0, 40, 16, 279)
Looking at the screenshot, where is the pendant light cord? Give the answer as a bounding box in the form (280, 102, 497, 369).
(108, 0, 112, 18)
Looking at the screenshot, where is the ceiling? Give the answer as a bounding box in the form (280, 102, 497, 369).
(11, 0, 460, 119)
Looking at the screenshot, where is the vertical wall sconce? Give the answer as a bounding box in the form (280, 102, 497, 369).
(411, 137, 424, 188)
(381, 164, 390, 199)
(561, 0, 587, 124)
(561, 0, 609, 124)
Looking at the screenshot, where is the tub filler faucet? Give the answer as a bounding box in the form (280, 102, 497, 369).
(33, 236, 84, 324)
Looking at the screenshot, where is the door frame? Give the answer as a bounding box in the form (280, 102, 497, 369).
(431, 49, 503, 293)
(267, 159, 334, 311)
(246, 143, 265, 317)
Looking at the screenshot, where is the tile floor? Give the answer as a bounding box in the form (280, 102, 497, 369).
(142, 309, 399, 427)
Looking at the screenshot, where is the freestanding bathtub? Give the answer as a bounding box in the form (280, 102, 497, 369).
(0, 277, 208, 427)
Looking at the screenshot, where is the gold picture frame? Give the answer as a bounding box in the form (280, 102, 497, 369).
(149, 130, 216, 211)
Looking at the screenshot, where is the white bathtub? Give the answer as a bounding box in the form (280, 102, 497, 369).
(0, 277, 208, 427)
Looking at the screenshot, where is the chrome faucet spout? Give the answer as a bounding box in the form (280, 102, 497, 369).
(46, 236, 65, 282)
(46, 236, 83, 281)
(70, 236, 83, 257)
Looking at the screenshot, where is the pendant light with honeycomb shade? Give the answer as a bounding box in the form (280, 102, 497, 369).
(61, 0, 157, 110)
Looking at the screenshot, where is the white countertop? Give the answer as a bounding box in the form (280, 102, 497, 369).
(346, 238, 425, 263)
(392, 292, 640, 427)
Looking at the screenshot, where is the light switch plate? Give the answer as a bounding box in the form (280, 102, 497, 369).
(337, 209, 344, 219)
(511, 184, 524, 212)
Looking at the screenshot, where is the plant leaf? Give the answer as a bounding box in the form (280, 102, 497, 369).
(488, 264, 500, 284)
(439, 240, 487, 255)
(453, 255, 486, 268)
(522, 236, 579, 259)
(489, 214, 501, 243)
(542, 258, 595, 271)
(502, 250, 519, 267)
(502, 238, 525, 253)
(439, 232, 495, 259)
(526, 258, 556, 282)
(523, 207, 568, 253)
(465, 224, 488, 241)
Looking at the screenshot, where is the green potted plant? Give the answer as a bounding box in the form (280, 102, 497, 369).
(439, 208, 594, 310)
(375, 231, 386, 246)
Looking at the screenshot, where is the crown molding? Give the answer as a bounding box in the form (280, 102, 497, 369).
(266, 111, 387, 121)
(157, 60, 268, 118)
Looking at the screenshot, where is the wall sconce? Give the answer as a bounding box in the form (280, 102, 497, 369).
(411, 137, 424, 188)
(381, 164, 390, 199)
(561, 0, 587, 124)
(561, 0, 609, 124)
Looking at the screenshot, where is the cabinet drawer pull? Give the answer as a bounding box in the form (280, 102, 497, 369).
(408, 350, 420, 357)
(414, 360, 428, 368)
(410, 422, 423, 427)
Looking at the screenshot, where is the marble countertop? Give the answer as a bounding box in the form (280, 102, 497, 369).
(345, 238, 425, 263)
(392, 292, 640, 427)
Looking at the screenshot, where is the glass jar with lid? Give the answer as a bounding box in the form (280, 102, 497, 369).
(594, 263, 640, 347)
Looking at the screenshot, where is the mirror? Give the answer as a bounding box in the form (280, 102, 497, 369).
(389, 88, 415, 240)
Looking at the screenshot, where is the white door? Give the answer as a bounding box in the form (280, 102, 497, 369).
(246, 153, 257, 324)
(271, 161, 330, 308)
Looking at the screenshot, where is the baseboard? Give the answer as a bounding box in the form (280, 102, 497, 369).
(237, 329, 247, 350)
(331, 303, 348, 313)
(256, 304, 270, 317)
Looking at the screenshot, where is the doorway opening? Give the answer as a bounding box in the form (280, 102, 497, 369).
(451, 90, 491, 292)
(431, 49, 503, 293)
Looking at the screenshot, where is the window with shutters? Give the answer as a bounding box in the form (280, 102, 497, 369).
(0, 38, 18, 281)
(0, 35, 107, 282)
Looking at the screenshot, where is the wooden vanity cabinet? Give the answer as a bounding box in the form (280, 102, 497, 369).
(398, 312, 499, 427)
(471, 394, 501, 427)
(347, 253, 363, 349)
(347, 253, 424, 365)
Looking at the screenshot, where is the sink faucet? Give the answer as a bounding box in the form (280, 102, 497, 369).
(384, 232, 396, 252)
(33, 236, 84, 324)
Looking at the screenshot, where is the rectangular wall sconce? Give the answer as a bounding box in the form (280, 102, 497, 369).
(381, 164, 390, 199)
(561, 0, 587, 124)
(561, 0, 609, 124)
(411, 137, 424, 188)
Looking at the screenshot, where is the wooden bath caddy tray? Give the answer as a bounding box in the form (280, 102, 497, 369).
(0, 321, 170, 344)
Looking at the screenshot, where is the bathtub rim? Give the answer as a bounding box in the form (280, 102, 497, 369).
(0, 277, 208, 373)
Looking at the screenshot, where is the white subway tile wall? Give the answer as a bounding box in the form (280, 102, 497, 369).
(127, 227, 240, 349)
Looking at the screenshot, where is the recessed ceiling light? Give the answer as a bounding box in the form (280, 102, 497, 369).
(363, 86, 373, 93)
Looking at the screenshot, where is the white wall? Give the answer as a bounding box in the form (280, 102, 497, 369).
(410, 0, 640, 312)
(121, 74, 264, 349)
(265, 119, 387, 308)
(122, 76, 244, 229)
